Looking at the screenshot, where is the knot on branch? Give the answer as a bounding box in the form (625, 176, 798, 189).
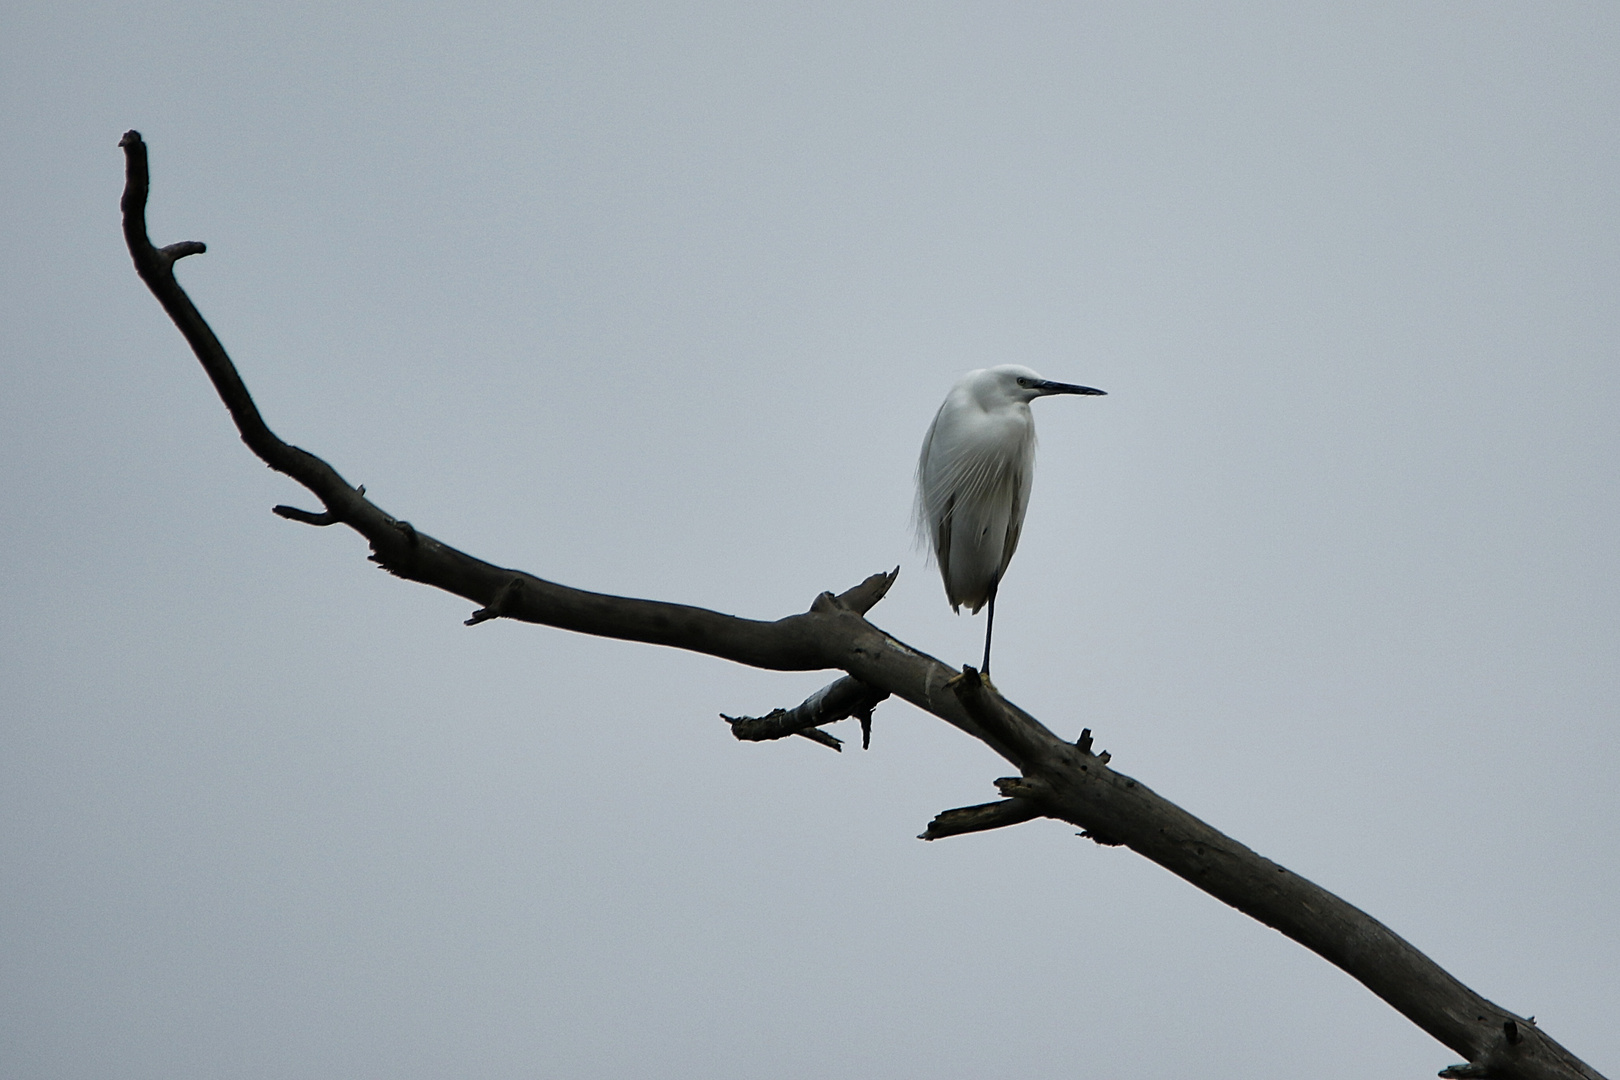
(1438, 1015, 1548, 1080)
(366, 518, 422, 576)
(1073, 728, 1112, 766)
(809, 590, 847, 614)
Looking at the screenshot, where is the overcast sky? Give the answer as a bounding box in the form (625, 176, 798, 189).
(3, 4, 1618, 1078)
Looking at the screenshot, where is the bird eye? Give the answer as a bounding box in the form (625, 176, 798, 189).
(1016, 377, 1032, 388)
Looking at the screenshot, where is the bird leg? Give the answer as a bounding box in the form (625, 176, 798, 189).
(981, 583, 999, 679)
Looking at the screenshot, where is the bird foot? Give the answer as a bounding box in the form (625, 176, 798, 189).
(945, 666, 997, 693)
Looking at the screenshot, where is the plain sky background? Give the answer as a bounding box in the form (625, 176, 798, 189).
(3, 3, 1618, 1078)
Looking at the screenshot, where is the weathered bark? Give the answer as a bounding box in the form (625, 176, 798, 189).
(118, 130, 1607, 1080)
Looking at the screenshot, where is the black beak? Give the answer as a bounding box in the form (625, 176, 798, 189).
(1035, 380, 1106, 396)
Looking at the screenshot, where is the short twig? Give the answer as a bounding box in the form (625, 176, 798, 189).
(795, 727, 844, 751)
(273, 504, 340, 526)
(466, 576, 525, 626)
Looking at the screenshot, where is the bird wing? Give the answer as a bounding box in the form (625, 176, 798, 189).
(998, 453, 1031, 584)
(933, 493, 957, 610)
(915, 408, 960, 608)
(916, 399, 1037, 613)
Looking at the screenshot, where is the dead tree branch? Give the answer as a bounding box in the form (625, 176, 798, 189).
(920, 797, 1043, 840)
(724, 674, 891, 750)
(118, 130, 1607, 1080)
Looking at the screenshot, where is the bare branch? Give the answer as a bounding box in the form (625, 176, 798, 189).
(118, 131, 1608, 1080)
(949, 666, 1053, 767)
(273, 504, 342, 526)
(830, 568, 899, 616)
(725, 675, 890, 748)
(920, 798, 1042, 840)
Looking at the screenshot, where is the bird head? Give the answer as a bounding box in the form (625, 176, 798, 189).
(980, 364, 1107, 405)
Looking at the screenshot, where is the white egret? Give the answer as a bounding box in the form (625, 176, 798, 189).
(916, 365, 1105, 677)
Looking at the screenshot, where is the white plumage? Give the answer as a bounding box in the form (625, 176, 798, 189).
(916, 364, 1104, 675)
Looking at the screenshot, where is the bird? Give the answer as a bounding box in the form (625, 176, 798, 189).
(915, 365, 1105, 679)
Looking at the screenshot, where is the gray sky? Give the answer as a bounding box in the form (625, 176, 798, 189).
(4, 3, 1618, 1077)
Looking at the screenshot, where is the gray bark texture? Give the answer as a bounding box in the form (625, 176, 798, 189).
(119, 129, 1607, 1080)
